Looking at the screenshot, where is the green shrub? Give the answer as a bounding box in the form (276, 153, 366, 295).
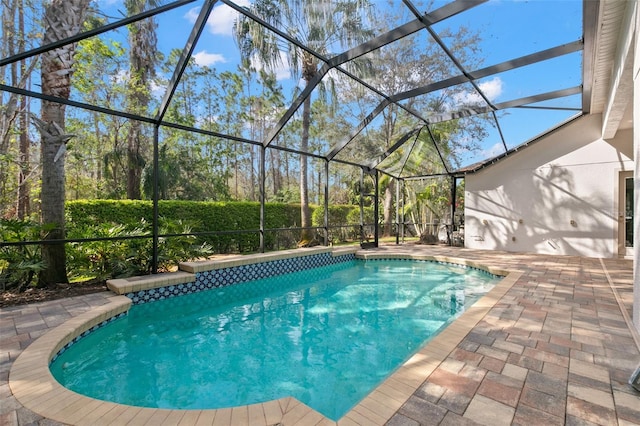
(67, 217, 214, 279)
(66, 199, 152, 232)
(346, 206, 375, 241)
(0, 219, 46, 291)
(5, 200, 366, 285)
(312, 205, 353, 243)
(67, 200, 318, 253)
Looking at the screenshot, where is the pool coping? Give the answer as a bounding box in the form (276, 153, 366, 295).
(8, 247, 520, 426)
(106, 246, 360, 295)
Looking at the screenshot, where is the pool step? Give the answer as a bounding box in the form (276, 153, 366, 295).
(106, 271, 196, 295)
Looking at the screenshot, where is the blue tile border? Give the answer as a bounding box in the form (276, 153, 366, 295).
(50, 312, 127, 364)
(362, 257, 502, 279)
(126, 252, 356, 305)
(123, 253, 498, 305)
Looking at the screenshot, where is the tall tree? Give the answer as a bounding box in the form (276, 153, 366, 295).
(361, 7, 482, 237)
(38, 0, 91, 285)
(234, 0, 374, 245)
(1, 0, 39, 218)
(15, 0, 30, 218)
(125, 0, 158, 199)
(71, 28, 128, 199)
(219, 69, 245, 199)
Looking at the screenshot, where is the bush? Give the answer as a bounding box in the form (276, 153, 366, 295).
(0, 219, 46, 291)
(67, 200, 316, 253)
(0, 200, 369, 285)
(346, 206, 375, 241)
(67, 217, 214, 279)
(312, 205, 361, 243)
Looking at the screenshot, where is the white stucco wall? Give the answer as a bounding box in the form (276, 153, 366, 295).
(633, 0, 639, 332)
(464, 113, 633, 258)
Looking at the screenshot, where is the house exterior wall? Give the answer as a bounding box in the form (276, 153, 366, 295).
(464, 113, 633, 258)
(633, 0, 639, 333)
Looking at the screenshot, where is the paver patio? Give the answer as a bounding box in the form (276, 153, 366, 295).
(1, 246, 639, 425)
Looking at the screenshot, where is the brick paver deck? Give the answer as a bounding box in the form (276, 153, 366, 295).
(1, 246, 639, 425)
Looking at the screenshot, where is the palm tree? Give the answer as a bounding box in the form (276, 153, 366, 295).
(125, 0, 159, 199)
(234, 0, 373, 245)
(38, 0, 92, 285)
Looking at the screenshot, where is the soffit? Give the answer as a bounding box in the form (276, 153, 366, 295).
(590, 0, 628, 114)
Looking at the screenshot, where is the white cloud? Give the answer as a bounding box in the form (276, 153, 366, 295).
(193, 50, 227, 67)
(481, 142, 506, 159)
(454, 77, 503, 106)
(186, 0, 251, 36)
(184, 7, 200, 24)
(478, 77, 503, 100)
(251, 51, 292, 81)
(208, 1, 248, 35)
(150, 79, 166, 99)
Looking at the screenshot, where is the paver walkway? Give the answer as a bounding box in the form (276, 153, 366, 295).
(1, 246, 639, 425)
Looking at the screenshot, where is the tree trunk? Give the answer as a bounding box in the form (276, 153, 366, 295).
(299, 93, 312, 244)
(16, 0, 29, 218)
(250, 145, 256, 201)
(273, 149, 282, 195)
(17, 96, 30, 219)
(382, 179, 394, 237)
(39, 0, 91, 286)
(126, 122, 142, 199)
(1, 0, 17, 213)
(125, 0, 157, 199)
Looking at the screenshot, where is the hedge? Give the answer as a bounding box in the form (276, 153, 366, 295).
(65, 200, 367, 253)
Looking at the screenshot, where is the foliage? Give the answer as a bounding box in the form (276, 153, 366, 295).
(66, 199, 312, 254)
(67, 218, 214, 279)
(0, 219, 46, 291)
(310, 204, 375, 243)
(347, 205, 376, 241)
(234, 0, 376, 243)
(140, 143, 232, 201)
(66, 199, 152, 231)
(310, 204, 346, 243)
(0, 2, 490, 285)
(38, 0, 93, 286)
(404, 177, 452, 236)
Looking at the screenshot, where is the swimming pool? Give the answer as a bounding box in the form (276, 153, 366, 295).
(50, 258, 499, 420)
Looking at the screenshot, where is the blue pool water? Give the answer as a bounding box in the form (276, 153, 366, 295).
(50, 259, 499, 420)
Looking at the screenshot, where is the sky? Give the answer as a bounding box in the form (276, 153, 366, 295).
(95, 0, 584, 168)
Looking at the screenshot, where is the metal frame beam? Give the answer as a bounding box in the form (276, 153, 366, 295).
(389, 40, 583, 104)
(423, 86, 583, 125)
(263, 65, 330, 147)
(424, 124, 451, 174)
(383, 128, 424, 178)
(404, 0, 497, 111)
(492, 111, 509, 153)
(454, 113, 585, 176)
(0, 0, 197, 68)
(258, 0, 487, 154)
(0, 0, 590, 186)
(329, 0, 484, 67)
(326, 100, 390, 160)
(0, 84, 159, 124)
(156, 0, 217, 122)
(367, 127, 421, 169)
(221, 0, 331, 64)
(325, 40, 582, 165)
(396, 132, 424, 178)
